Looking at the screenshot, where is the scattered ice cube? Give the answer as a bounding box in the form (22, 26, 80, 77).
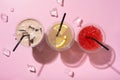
(10, 8, 14, 12)
(27, 64, 36, 73)
(50, 8, 58, 18)
(0, 13, 8, 23)
(2, 48, 11, 57)
(64, 69, 74, 78)
(73, 17, 83, 27)
(68, 71, 74, 78)
(56, 0, 64, 7)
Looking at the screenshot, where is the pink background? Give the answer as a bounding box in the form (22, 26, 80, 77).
(0, 0, 120, 80)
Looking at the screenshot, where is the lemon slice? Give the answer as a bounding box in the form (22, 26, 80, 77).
(56, 36, 67, 48)
(53, 24, 68, 35)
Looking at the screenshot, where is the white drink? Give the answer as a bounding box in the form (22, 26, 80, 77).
(16, 19, 44, 47)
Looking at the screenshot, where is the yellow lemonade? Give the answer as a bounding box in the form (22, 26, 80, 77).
(47, 23, 74, 51)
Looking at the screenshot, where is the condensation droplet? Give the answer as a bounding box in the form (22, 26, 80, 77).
(73, 17, 83, 27)
(13, 33, 17, 40)
(56, 0, 64, 7)
(50, 8, 58, 18)
(0, 13, 8, 23)
(10, 8, 14, 12)
(2, 48, 11, 57)
(14, 37, 17, 40)
(64, 69, 74, 78)
(27, 64, 36, 73)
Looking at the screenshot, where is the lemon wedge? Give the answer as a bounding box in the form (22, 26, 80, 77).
(53, 24, 68, 35)
(56, 36, 67, 48)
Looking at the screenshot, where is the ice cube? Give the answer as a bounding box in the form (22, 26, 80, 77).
(68, 70, 74, 78)
(10, 8, 14, 12)
(2, 48, 11, 57)
(50, 8, 58, 18)
(27, 64, 36, 73)
(73, 17, 83, 27)
(1, 13, 8, 23)
(56, 0, 64, 7)
(64, 69, 74, 78)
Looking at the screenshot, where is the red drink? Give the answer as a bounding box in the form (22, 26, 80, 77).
(78, 25, 104, 52)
